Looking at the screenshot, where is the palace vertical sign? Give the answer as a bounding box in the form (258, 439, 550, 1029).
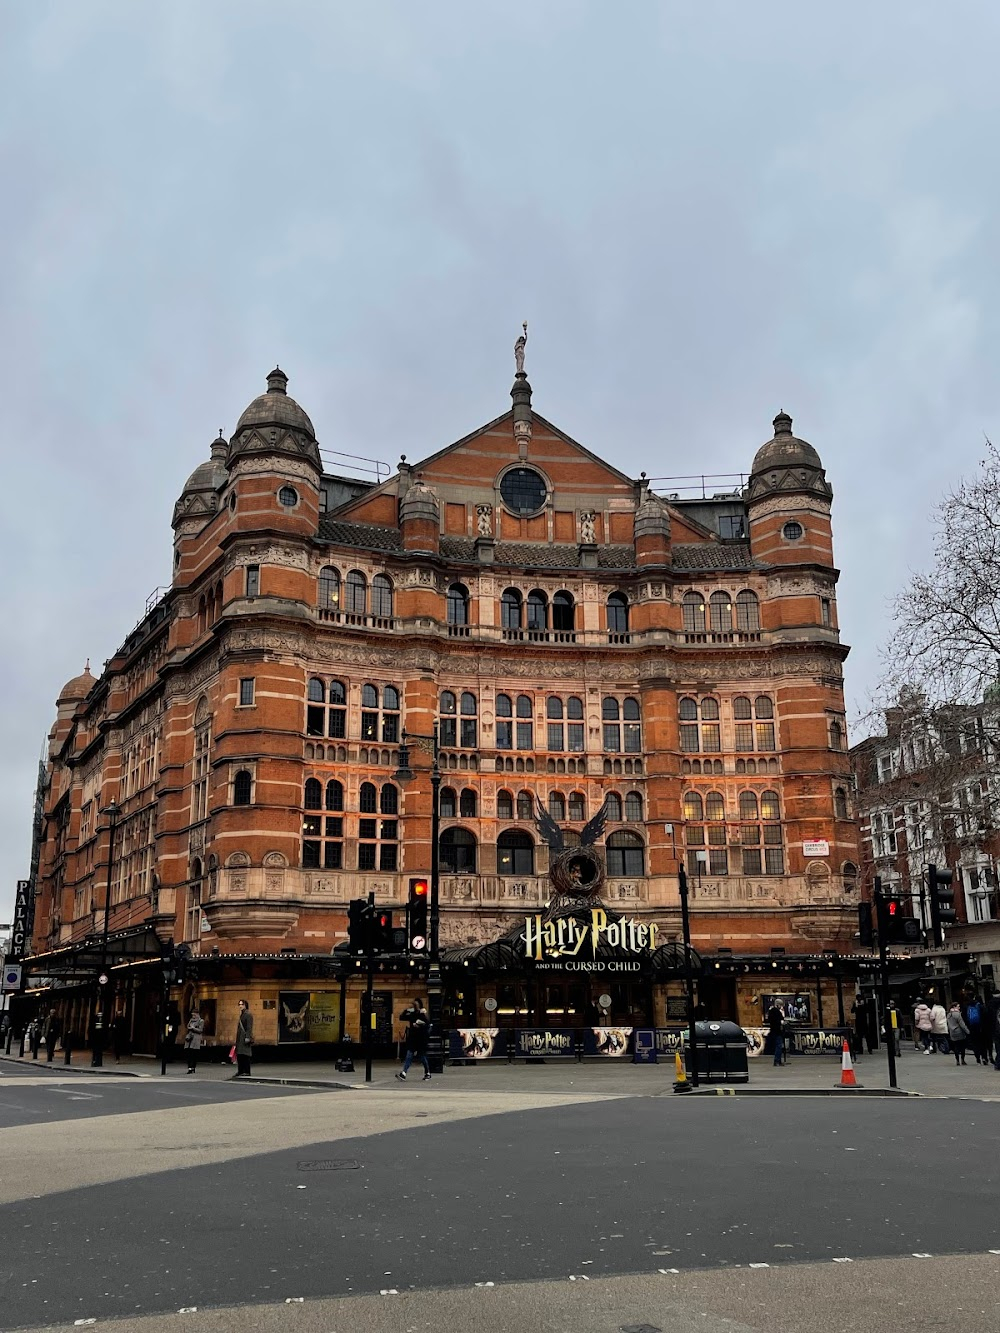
(9, 880, 31, 961)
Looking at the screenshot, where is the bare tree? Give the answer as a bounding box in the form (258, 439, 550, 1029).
(888, 438, 1000, 708)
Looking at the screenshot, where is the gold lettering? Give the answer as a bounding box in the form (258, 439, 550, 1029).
(543, 921, 558, 955)
(564, 920, 587, 956)
(648, 922, 658, 952)
(522, 914, 544, 961)
(635, 923, 648, 950)
(590, 908, 607, 951)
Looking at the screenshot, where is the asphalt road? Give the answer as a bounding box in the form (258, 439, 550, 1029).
(3, 1087, 1000, 1329)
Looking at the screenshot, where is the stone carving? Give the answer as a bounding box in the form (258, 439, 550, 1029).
(580, 512, 596, 544)
(262, 851, 288, 869)
(226, 851, 251, 869)
(476, 504, 493, 537)
(514, 322, 528, 374)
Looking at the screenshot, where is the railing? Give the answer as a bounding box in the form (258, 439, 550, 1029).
(685, 630, 762, 645)
(318, 609, 398, 630)
(608, 631, 631, 645)
(448, 625, 471, 637)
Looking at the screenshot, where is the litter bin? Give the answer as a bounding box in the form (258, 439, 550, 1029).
(685, 1020, 749, 1084)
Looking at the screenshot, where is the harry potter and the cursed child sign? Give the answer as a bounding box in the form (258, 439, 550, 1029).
(521, 908, 658, 971)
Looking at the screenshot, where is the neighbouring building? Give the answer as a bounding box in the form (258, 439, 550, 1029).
(20, 345, 861, 1058)
(852, 694, 1000, 1001)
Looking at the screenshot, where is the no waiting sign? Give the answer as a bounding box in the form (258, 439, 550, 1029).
(2, 963, 23, 992)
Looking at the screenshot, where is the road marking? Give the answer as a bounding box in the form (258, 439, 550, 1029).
(379, 1288, 399, 1296)
(658, 1268, 680, 1275)
(285, 1297, 304, 1303)
(832, 1257, 853, 1263)
(178, 1307, 198, 1314)
(912, 1252, 932, 1258)
(749, 1263, 770, 1269)
(49, 1088, 101, 1100)
(474, 1281, 496, 1288)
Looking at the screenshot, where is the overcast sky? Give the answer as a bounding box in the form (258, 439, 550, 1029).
(2, 3, 998, 922)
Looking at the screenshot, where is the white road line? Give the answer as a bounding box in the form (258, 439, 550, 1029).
(912, 1252, 932, 1258)
(749, 1262, 770, 1269)
(49, 1088, 101, 1100)
(832, 1257, 853, 1263)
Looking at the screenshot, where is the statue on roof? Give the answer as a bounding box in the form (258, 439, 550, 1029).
(514, 321, 528, 375)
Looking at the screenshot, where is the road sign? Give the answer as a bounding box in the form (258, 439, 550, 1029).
(2, 963, 22, 992)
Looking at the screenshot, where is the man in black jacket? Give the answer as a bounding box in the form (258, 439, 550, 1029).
(395, 1000, 431, 1081)
(766, 1003, 785, 1067)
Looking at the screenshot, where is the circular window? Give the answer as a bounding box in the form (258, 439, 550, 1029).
(782, 521, 803, 541)
(278, 485, 299, 508)
(500, 467, 547, 515)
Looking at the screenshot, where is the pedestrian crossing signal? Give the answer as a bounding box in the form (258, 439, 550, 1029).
(408, 879, 429, 953)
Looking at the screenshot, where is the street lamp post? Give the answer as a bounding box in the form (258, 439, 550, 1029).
(677, 863, 699, 1088)
(394, 727, 444, 1074)
(91, 799, 121, 1068)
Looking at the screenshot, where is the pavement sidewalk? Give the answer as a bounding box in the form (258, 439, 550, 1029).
(4, 1043, 1000, 1098)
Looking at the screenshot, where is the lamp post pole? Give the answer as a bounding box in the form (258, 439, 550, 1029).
(91, 800, 121, 1068)
(397, 727, 444, 1075)
(677, 863, 699, 1088)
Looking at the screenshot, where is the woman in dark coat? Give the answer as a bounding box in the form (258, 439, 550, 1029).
(184, 1008, 205, 1074)
(234, 999, 254, 1078)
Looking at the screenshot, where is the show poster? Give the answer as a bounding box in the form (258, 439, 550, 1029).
(307, 992, 341, 1043)
(278, 991, 310, 1042)
(449, 1028, 508, 1060)
(761, 993, 812, 1025)
(582, 1027, 633, 1057)
(515, 1028, 577, 1058)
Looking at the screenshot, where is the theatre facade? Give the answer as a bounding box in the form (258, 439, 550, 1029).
(22, 346, 861, 1057)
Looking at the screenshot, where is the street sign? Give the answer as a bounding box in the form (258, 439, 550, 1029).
(803, 839, 830, 857)
(410, 935, 426, 951)
(2, 963, 22, 992)
(9, 880, 30, 960)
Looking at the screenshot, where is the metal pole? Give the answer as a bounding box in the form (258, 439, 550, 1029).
(874, 883, 898, 1089)
(678, 865, 698, 1087)
(91, 802, 119, 1068)
(365, 889, 375, 1084)
(426, 726, 444, 1074)
(160, 968, 170, 1076)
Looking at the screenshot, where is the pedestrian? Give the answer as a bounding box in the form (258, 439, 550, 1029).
(43, 1011, 61, 1063)
(29, 1018, 42, 1060)
(947, 1002, 969, 1066)
(766, 1001, 785, 1067)
(184, 1008, 205, 1074)
(963, 994, 988, 1064)
(929, 998, 948, 1054)
(234, 999, 254, 1078)
(851, 994, 874, 1057)
(913, 999, 933, 1053)
(395, 999, 431, 1081)
(112, 1013, 128, 1064)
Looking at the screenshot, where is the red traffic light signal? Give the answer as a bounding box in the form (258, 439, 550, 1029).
(887, 900, 899, 916)
(412, 880, 428, 897)
(408, 878, 429, 952)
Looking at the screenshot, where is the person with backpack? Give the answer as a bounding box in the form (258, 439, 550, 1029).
(963, 995, 988, 1065)
(947, 1002, 970, 1065)
(395, 999, 431, 1081)
(913, 999, 933, 1053)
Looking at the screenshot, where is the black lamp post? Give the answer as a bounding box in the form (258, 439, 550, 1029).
(677, 863, 699, 1088)
(394, 726, 444, 1074)
(91, 799, 121, 1068)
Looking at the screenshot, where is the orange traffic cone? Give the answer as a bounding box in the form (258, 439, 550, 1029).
(835, 1038, 863, 1090)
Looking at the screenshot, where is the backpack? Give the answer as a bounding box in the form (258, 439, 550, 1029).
(967, 1002, 982, 1027)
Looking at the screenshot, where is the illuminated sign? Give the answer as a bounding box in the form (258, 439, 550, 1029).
(521, 909, 658, 964)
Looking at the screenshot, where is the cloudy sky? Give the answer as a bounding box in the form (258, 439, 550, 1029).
(2, 2, 998, 921)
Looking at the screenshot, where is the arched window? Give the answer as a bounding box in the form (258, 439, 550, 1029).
(516, 694, 533, 718)
(606, 831, 644, 877)
(497, 789, 514, 819)
(319, 567, 340, 611)
(346, 570, 367, 614)
(546, 697, 564, 719)
(440, 786, 457, 819)
(497, 694, 512, 716)
(705, 791, 725, 822)
(440, 690, 456, 713)
(830, 718, 844, 751)
(497, 829, 534, 876)
(605, 792, 622, 821)
(755, 696, 774, 719)
(440, 827, 477, 873)
(842, 861, 858, 892)
(380, 783, 398, 815)
(459, 788, 477, 817)
(461, 692, 476, 715)
(834, 786, 849, 819)
(516, 789, 534, 820)
(683, 792, 704, 821)
(527, 589, 548, 632)
(701, 698, 720, 721)
(736, 590, 760, 632)
(359, 782, 377, 814)
(683, 591, 706, 633)
(552, 591, 575, 632)
(308, 678, 325, 703)
(371, 575, 393, 619)
(501, 588, 523, 629)
(623, 698, 640, 722)
(679, 697, 697, 721)
(569, 791, 585, 821)
(567, 696, 584, 720)
(329, 680, 345, 706)
(496, 694, 513, 750)
(233, 770, 252, 806)
(760, 790, 781, 821)
(602, 697, 620, 720)
(305, 778, 322, 809)
(624, 791, 643, 822)
(679, 696, 699, 753)
(607, 592, 629, 635)
(739, 791, 758, 820)
(548, 791, 566, 820)
(709, 591, 732, 632)
(326, 779, 343, 811)
(447, 583, 469, 627)
(384, 685, 400, 712)
(362, 684, 378, 709)
(733, 696, 752, 720)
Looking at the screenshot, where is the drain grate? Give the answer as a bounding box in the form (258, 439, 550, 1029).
(296, 1159, 361, 1172)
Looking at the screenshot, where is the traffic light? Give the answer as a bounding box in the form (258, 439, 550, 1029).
(927, 863, 956, 947)
(858, 900, 874, 949)
(348, 898, 368, 954)
(374, 910, 396, 954)
(408, 878, 429, 953)
(877, 890, 922, 945)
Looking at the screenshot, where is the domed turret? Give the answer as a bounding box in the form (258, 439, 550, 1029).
(58, 662, 95, 704)
(172, 433, 228, 529)
(228, 367, 321, 471)
(747, 411, 831, 503)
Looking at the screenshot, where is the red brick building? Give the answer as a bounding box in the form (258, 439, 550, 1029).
(24, 355, 859, 1055)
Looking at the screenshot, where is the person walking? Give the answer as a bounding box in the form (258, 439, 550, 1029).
(395, 999, 431, 1081)
(963, 994, 988, 1065)
(111, 1013, 129, 1064)
(234, 999, 254, 1078)
(929, 998, 948, 1055)
(28, 1017, 42, 1060)
(184, 1008, 205, 1074)
(913, 999, 933, 1053)
(766, 1002, 785, 1067)
(947, 1002, 970, 1065)
(43, 1011, 61, 1063)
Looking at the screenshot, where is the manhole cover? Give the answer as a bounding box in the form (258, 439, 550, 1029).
(296, 1159, 361, 1172)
